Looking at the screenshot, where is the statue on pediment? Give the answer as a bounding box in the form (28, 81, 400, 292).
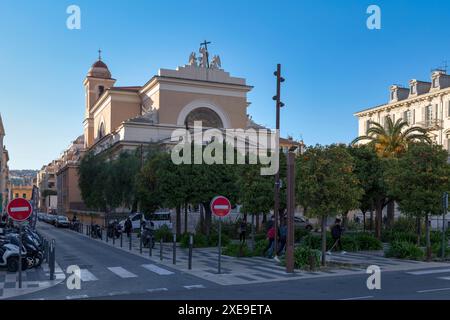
(210, 55, 221, 69)
(199, 47, 208, 68)
(188, 52, 197, 66)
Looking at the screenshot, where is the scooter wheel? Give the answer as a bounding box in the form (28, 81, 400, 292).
(6, 257, 19, 272)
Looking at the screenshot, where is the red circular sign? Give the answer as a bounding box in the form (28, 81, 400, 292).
(210, 196, 231, 217)
(7, 198, 33, 222)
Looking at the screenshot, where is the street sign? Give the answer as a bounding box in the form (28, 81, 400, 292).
(7, 198, 33, 222)
(210, 195, 231, 274)
(210, 196, 231, 218)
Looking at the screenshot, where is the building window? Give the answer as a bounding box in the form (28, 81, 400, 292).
(98, 122, 105, 139)
(390, 91, 395, 101)
(426, 105, 433, 122)
(22, 193, 26, 199)
(410, 85, 416, 94)
(15, 193, 18, 198)
(185, 107, 224, 128)
(404, 110, 411, 125)
(447, 101, 450, 118)
(98, 86, 105, 97)
(433, 78, 438, 88)
(365, 119, 371, 133)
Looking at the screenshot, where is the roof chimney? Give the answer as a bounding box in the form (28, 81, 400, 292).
(431, 70, 450, 91)
(389, 85, 409, 103)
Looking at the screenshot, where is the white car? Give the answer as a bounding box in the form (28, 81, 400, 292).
(119, 212, 173, 231)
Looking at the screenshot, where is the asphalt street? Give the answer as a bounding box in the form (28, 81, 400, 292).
(14, 222, 450, 300)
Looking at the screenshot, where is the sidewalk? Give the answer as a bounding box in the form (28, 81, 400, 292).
(0, 261, 65, 299)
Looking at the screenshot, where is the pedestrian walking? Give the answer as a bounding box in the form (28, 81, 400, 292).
(239, 218, 247, 244)
(124, 217, 132, 238)
(265, 225, 276, 258)
(329, 218, 344, 254)
(277, 219, 287, 256)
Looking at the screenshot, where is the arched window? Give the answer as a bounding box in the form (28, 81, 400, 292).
(98, 85, 105, 97)
(185, 107, 223, 128)
(98, 122, 105, 139)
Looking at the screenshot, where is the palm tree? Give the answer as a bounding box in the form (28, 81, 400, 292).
(352, 117, 432, 158)
(351, 117, 432, 238)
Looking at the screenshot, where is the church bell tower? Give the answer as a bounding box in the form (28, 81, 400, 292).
(83, 50, 116, 148)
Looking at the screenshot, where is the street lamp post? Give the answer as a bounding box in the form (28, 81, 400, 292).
(273, 64, 285, 257)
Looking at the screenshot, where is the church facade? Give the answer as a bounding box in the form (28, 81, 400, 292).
(53, 45, 303, 221)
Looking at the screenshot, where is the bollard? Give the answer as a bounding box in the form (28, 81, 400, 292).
(120, 232, 123, 248)
(129, 232, 132, 251)
(188, 234, 193, 270)
(160, 238, 163, 261)
(173, 234, 176, 265)
(149, 235, 153, 257)
(140, 229, 143, 254)
(49, 239, 56, 281)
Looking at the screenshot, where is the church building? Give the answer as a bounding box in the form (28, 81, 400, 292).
(54, 44, 303, 221)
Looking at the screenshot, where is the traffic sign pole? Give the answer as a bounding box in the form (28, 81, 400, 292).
(210, 196, 231, 275)
(18, 223, 22, 288)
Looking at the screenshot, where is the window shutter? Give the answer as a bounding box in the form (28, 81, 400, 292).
(413, 109, 415, 124)
(434, 104, 439, 119)
(422, 107, 426, 122)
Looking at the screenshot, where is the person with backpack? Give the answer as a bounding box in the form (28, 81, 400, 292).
(238, 218, 248, 244)
(277, 219, 288, 256)
(330, 218, 344, 253)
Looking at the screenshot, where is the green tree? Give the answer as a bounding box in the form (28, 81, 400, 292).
(385, 143, 450, 260)
(296, 144, 363, 265)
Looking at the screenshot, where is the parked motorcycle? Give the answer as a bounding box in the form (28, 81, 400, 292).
(142, 226, 155, 249)
(91, 224, 102, 239)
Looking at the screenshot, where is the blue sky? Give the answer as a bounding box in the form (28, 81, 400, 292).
(1, 0, 449, 169)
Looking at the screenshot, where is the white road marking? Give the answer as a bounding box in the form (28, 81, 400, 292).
(147, 288, 169, 293)
(339, 296, 374, 300)
(107, 267, 138, 278)
(439, 277, 450, 280)
(141, 264, 174, 275)
(417, 287, 450, 293)
(184, 284, 205, 290)
(79, 269, 98, 282)
(407, 268, 450, 275)
(108, 291, 130, 296)
(66, 294, 89, 300)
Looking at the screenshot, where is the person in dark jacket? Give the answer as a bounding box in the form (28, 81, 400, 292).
(330, 218, 343, 252)
(277, 219, 288, 256)
(124, 217, 132, 238)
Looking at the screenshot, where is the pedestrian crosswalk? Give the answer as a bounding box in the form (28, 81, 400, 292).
(107, 267, 138, 278)
(407, 267, 450, 287)
(141, 264, 174, 275)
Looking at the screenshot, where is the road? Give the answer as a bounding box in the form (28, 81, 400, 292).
(15, 222, 450, 300)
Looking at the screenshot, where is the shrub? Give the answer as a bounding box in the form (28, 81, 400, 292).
(300, 233, 333, 250)
(385, 241, 424, 260)
(390, 217, 417, 233)
(382, 231, 417, 244)
(293, 246, 321, 269)
(354, 233, 383, 250)
(253, 239, 268, 257)
(223, 243, 253, 257)
(254, 233, 266, 242)
(432, 242, 450, 258)
(341, 235, 359, 251)
(179, 233, 209, 248)
(208, 232, 230, 247)
(154, 225, 173, 242)
(295, 228, 310, 243)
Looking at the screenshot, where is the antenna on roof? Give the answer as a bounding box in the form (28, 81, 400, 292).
(431, 61, 448, 74)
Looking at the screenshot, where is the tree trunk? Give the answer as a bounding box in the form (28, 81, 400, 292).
(256, 213, 260, 232)
(386, 200, 395, 228)
(363, 211, 366, 232)
(199, 204, 204, 234)
(184, 203, 188, 235)
(425, 213, 431, 261)
(321, 215, 327, 266)
(370, 205, 374, 231)
(203, 201, 212, 238)
(262, 213, 267, 225)
(176, 205, 181, 237)
(416, 217, 422, 246)
(375, 199, 383, 240)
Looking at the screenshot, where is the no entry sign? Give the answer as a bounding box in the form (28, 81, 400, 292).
(7, 198, 33, 222)
(210, 196, 231, 218)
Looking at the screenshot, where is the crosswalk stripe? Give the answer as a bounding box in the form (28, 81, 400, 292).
(141, 264, 174, 275)
(184, 284, 205, 290)
(147, 288, 168, 293)
(438, 277, 450, 280)
(407, 268, 450, 275)
(66, 294, 89, 300)
(80, 269, 98, 282)
(107, 267, 138, 278)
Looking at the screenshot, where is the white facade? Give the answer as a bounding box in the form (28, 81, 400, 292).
(355, 70, 450, 150)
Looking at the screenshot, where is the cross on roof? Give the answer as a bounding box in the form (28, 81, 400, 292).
(98, 49, 102, 61)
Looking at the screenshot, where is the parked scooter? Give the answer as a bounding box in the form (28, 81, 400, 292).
(0, 240, 27, 272)
(91, 224, 102, 239)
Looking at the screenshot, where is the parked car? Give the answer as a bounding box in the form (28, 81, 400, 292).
(294, 216, 313, 231)
(148, 211, 173, 230)
(55, 216, 70, 228)
(46, 214, 57, 225)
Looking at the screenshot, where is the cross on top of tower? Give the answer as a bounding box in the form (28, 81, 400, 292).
(98, 49, 102, 61)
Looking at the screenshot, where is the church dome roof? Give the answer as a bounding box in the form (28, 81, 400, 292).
(87, 59, 112, 79)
